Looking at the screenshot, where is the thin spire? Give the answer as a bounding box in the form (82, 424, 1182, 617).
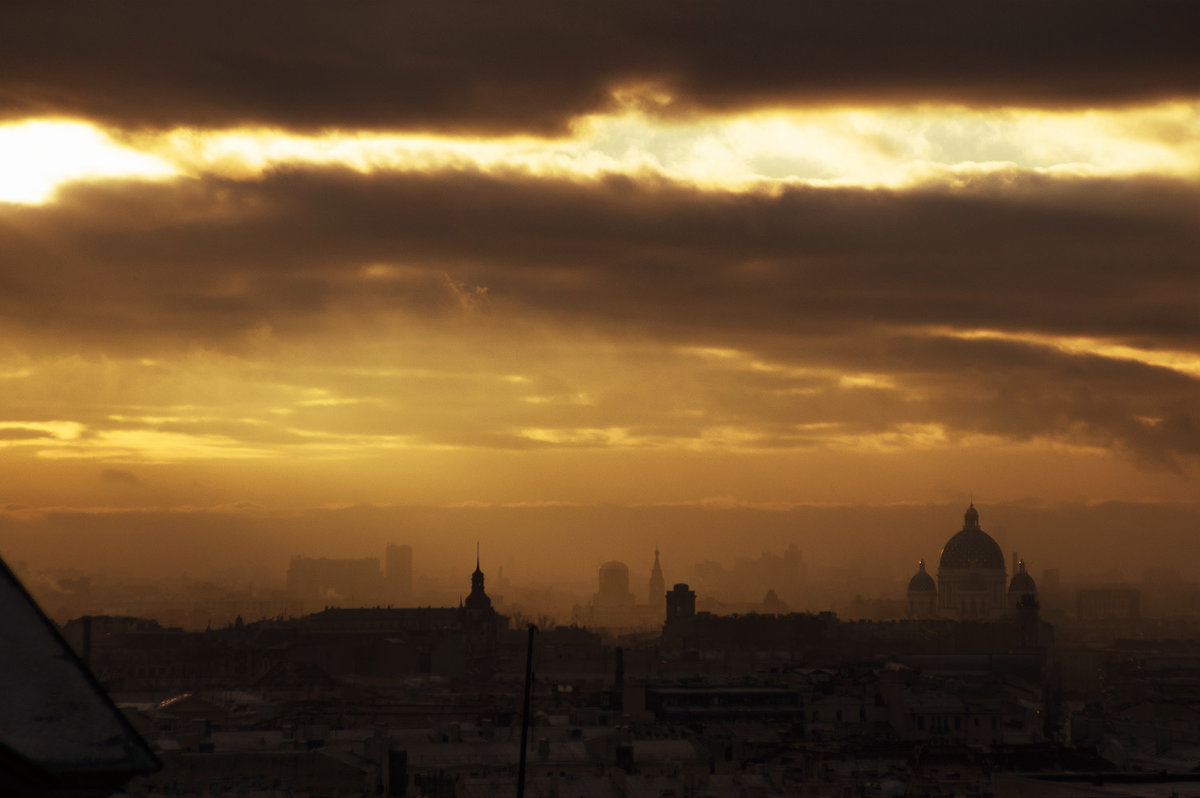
(476, 541, 480, 571)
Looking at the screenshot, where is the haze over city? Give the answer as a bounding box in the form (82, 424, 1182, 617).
(8, 4, 1200, 797)
(3, 0, 1200, 594)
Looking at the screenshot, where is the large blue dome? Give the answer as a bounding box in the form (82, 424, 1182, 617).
(938, 505, 1005, 570)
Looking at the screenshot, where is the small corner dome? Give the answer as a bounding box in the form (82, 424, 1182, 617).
(907, 560, 936, 593)
(1008, 561, 1037, 594)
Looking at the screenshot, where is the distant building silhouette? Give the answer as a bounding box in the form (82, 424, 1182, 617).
(761, 588, 789, 614)
(1040, 566, 1062, 605)
(286, 544, 417, 610)
(689, 544, 806, 608)
(578, 557, 668, 631)
(666, 583, 696, 623)
(1077, 585, 1140, 620)
(596, 561, 635, 607)
(286, 555, 384, 608)
(648, 548, 665, 606)
(385, 543, 413, 603)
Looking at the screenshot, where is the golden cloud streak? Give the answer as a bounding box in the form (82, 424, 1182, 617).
(930, 327, 1200, 379)
(0, 421, 85, 441)
(32, 429, 273, 462)
(4, 101, 1200, 204)
(680, 346, 901, 392)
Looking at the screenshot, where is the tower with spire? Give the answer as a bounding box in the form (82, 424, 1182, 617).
(461, 543, 498, 675)
(648, 548, 665, 607)
(465, 542, 491, 611)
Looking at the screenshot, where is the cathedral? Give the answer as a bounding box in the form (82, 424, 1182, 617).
(907, 504, 1038, 620)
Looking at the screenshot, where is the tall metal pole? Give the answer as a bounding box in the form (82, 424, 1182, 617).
(517, 623, 536, 798)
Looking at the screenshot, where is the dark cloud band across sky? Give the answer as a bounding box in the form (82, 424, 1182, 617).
(3, 167, 1199, 472)
(4, 1, 1200, 134)
(2, 168, 1198, 350)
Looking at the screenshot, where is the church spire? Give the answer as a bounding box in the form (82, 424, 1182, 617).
(465, 543, 492, 611)
(649, 547, 666, 605)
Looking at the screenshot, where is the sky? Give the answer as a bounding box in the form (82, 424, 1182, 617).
(2, 1, 1199, 583)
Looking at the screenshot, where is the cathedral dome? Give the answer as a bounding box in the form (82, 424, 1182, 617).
(907, 559, 936, 592)
(938, 504, 1005, 570)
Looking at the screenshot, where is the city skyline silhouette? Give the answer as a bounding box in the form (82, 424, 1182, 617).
(3, 1, 1200, 794)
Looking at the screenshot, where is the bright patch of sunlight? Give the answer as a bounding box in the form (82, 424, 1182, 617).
(6, 101, 1200, 204)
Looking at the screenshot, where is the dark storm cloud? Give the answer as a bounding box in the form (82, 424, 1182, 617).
(2, 1, 1200, 134)
(2, 167, 1197, 349)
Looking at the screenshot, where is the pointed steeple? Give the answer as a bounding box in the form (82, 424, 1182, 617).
(649, 547, 666, 605)
(465, 544, 491, 611)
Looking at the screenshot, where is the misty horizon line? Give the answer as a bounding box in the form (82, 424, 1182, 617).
(4, 499, 1198, 592)
(6, 495, 1199, 515)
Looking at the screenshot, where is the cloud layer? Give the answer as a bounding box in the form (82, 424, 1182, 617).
(2, 2, 1199, 515)
(4, 1, 1200, 133)
(3, 168, 1198, 348)
(2, 167, 1198, 472)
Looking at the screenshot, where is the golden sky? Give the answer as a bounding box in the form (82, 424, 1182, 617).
(2, 1, 1199, 579)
